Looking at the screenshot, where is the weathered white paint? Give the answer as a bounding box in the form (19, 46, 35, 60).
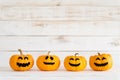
(0, 0, 120, 6)
(0, 0, 120, 79)
(0, 36, 120, 51)
(0, 6, 120, 21)
(0, 21, 120, 36)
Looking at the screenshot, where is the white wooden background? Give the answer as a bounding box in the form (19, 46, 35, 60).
(0, 0, 120, 80)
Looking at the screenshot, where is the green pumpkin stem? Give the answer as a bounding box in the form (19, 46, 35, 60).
(18, 49, 23, 55)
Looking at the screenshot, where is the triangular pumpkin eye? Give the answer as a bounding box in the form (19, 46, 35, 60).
(102, 57, 106, 60)
(96, 57, 100, 60)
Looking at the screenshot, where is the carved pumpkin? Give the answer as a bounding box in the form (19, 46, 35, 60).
(36, 51, 60, 71)
(89, 53, 113, 71)
(64, 53, 87, 71)
(9, 49, 34, 71)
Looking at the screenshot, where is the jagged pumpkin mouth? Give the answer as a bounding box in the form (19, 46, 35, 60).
(17, 62, 30, 67)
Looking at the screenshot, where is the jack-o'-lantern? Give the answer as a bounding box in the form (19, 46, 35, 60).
(89, 53, 113, 71)
(9, 49, 34, 71)
(64, 53, 87, 71)
(36, 51, 60, 71)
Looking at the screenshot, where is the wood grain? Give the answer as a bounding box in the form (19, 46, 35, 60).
(0, 36, 119, 51)
(0, 21, 120, 36)
(0, 0, 120, 79)
(0, 6, 120, 21)
(0, 0, 120, 6)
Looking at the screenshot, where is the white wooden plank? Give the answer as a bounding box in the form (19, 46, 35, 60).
(0, 6, 120, 21)
(0, 21, 120, 36)
(0, 66, 119, 80)
(0, 37, 119, 51)
(0, 0, 120, 6)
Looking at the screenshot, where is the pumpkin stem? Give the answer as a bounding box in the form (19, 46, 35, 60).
(98, 52, 101, 55)
(18, 49, 23, 55)
(75, 53, 79, 57)
(48, 51, 51, 55)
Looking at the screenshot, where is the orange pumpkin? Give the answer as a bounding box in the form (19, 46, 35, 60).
(89, 53, 113, 71)
(64, 53, 87, 71)
(9, 49, 34, 71)
(36, 51, 60, 71)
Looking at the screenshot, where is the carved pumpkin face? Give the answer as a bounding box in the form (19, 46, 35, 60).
(36, 51, 60, 71)
(89, 53, 113, 71)
(64, 53, 87, 71)
(9, 49, 34, 71)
